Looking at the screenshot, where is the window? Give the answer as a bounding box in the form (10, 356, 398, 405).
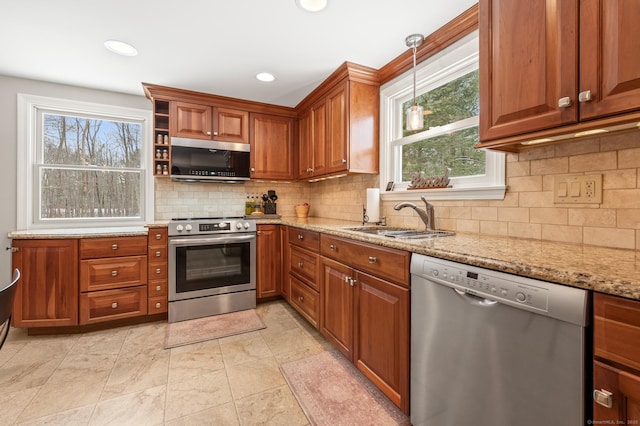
(380, 32, 506, 200)
(17, 94, 153, 229)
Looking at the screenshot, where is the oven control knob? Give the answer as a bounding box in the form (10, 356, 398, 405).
(185, 224, 192, 232)
(243, 222, 250, 229)
(176, 224, 184, 232)
(236, 223, 243, 230)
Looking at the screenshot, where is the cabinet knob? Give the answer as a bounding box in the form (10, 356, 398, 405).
(349, 278, 357, 287)
(297, 262, 304, 268)
(368, 256, 377, 264)
(578, 90, 593, 103)
(155, 251, 161, 257)
(593, 389, 613, 408)
(111, 244, 118, 250)
(297, 234, 304, 240)
(329, 244, 337, 251)
(155, 233, 162, 240)
(156, 285, 162, 291)
(298, 296, 304, 302)
(558, 97, 572, 108)
(206, 131, 212, 136)
(111, 302, 118, 309)
(111, 270, 118, 277)
(257, 231, 262, 236)
(250, 167, 255, 172)
(155, 302, 161, 309)
(155, 268, 161, 274)
(344, 276, 350, 283)
(341, 159, 346, 163)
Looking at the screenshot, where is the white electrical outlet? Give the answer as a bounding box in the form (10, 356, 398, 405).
(554, 174, 602, 204)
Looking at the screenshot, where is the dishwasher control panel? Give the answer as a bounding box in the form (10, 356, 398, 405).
(427, 260, 550, 312)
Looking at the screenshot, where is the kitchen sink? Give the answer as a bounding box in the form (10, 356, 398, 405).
(343, 226, 455, 239)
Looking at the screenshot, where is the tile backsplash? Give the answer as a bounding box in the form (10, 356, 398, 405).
(155, 131, 640, 250)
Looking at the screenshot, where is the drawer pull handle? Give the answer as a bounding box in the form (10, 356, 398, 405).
(155, 302, 161, 309)
(344, 276, 350, 283)
(156, 285, 162, 291)
(368, 256, 377, 264)
(297, 234, 304, 240)
(111, 270, 118, 277)
(111, 302, 118, 309)
(329, 244, 337, 251)
(298, 296, 304, 302)
(349, 278, 357, 287)
(155, 233, 162, 240)
(155, 268, 161, 274)
(111, 244, 118, 250)
(593, 389, 613, 408)
(298, 262, 304, 268)
(155, 251, 161, 257)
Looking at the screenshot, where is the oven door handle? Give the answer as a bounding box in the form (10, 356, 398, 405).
(169, 234, 256, 246)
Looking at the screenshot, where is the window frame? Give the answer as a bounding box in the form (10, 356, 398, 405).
(17, 94, 154, 229)
(379, 31, 506, 201)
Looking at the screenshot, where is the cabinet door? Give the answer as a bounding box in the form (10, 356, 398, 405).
(213, 107, 249, 143)
(580, 0, 640, 120)
(11, 239, 78, 327)
(311, 100, 327, 176)
(280, 227, 290, 300)
(297, 109, 313, 178)
(256, 225, 281, 298)
(355, 270, 409, 412)
(171, 101, 213, 139)
(479, 0, 578, 141)
(250, 113, 294, 180)
(320, 257, 354, 360)
(594, 361, 640, 423)
(325, 82, 349, 174)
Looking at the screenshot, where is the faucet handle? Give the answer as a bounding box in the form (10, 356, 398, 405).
(420, 196, 433, 210)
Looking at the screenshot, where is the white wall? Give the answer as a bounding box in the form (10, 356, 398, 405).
(0, 75, 150, 276)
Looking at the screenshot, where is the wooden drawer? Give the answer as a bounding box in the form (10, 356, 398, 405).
(595, 293, 640, 371)
(148, 228, 168, 246)
(320, 235, 410, 286)
(148, 262, 167, 280)
(80, 255, 147, 292)
(148, 245, 168, 261)
(288, 227, 320, 252)
(289, 245, 320, 290)
(80, 236, 147, 259)
(148, 279, 168, 297)
(148, 295, 168, 314)
(79, 286, 147, 325)
(290, 275, 319, 329)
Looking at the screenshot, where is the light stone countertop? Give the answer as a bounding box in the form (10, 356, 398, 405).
(9, 226, 151, 239)
(259, 216, 640, 302)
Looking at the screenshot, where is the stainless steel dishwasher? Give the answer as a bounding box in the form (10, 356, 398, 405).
(410, 254, 589, 426)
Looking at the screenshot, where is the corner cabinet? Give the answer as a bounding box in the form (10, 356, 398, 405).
(11, 239, 79, 327)
(250, 114, 295, 180)
(478, 0, 640, 150)
(296, 62, 379, 180)
(593, 293, 640, 423)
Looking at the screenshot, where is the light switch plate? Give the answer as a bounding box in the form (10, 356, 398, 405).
(554, 174, 602, 204)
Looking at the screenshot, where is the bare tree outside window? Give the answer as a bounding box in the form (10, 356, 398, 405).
(40, 114, 142, 220)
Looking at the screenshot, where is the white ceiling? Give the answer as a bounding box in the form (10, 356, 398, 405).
(0, 0, 477, 107)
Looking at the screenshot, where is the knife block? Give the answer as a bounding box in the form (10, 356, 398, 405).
(265, 203, 277, 215)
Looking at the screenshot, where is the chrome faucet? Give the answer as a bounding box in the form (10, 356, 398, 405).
(394, 196, 435, 230)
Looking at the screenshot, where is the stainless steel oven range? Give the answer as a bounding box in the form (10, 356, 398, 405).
(168, 217, 256, 323)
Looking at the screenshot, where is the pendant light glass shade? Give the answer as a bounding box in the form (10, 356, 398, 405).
(405, 33, 425, 131)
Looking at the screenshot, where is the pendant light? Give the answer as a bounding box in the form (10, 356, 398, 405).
(405, 33, 425, 131)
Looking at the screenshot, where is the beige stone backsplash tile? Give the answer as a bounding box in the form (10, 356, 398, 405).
(603, 169, 637, 189)
(518, 144, 556, 161)
(448, 206, 472, 220)
(508, 222, 541, 240)
(617, 209, 640, 229)
(455, 219, 479, 233)
(530, 156, 569, 176)
(618, 147, 640, 170)
(529, 207, 567, 225)
(555, 138, 600, 157)
(583, 227, 636, 250)
(479, 221, 509, 236)
(497, 207, 529, 223)
(518, 191, 554, 208)
(600, 132, 640, 151)
(541, 224, 583, 244)
(569, 151, 617, 173)
(602, 189, 640, 209)
(568, 209, 617, 227)
(506, 160, 530, 177)
(471, 207, 498, 221)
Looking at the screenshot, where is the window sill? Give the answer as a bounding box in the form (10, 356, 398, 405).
(380, 185, 507, 201)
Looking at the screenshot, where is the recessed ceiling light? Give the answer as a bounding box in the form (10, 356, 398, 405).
(296, 0, 327, 12)
(256, 72, 275, 82)
(104, 40, 138, 57)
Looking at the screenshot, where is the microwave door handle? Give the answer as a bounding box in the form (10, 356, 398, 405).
(169, 235, 255, 246)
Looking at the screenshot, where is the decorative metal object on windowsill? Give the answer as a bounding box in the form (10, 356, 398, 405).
(408, 168, 451, 190)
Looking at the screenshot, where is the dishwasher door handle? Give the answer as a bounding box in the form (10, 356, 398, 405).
(454, 288, 499, 307)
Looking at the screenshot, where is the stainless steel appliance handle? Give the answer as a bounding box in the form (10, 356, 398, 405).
(169, 234, 256, 247)
(453, 288, 498, 307)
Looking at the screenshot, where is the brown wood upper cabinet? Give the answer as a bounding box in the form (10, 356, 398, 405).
(171, 101, 249, 143)
(296, 62, 379, 180)
(479, 0, 640, 150)
(250, 113, 295, 180)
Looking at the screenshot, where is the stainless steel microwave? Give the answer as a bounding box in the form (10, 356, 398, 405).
(170, 137, 250, 182)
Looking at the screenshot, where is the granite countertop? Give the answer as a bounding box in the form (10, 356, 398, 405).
(261, 216, 640, 301)
(9, 226, 151, 239)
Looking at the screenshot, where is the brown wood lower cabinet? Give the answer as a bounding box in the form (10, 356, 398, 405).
(593, 292, 640, 423)
(319, 234, 410, 414)
(256, 224, 281, 299)
(79, 286, 147, 325)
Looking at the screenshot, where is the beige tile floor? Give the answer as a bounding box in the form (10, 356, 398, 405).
(0, 300, 335, 425)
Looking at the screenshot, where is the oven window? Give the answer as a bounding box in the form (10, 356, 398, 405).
(175, 242, 251, 293)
